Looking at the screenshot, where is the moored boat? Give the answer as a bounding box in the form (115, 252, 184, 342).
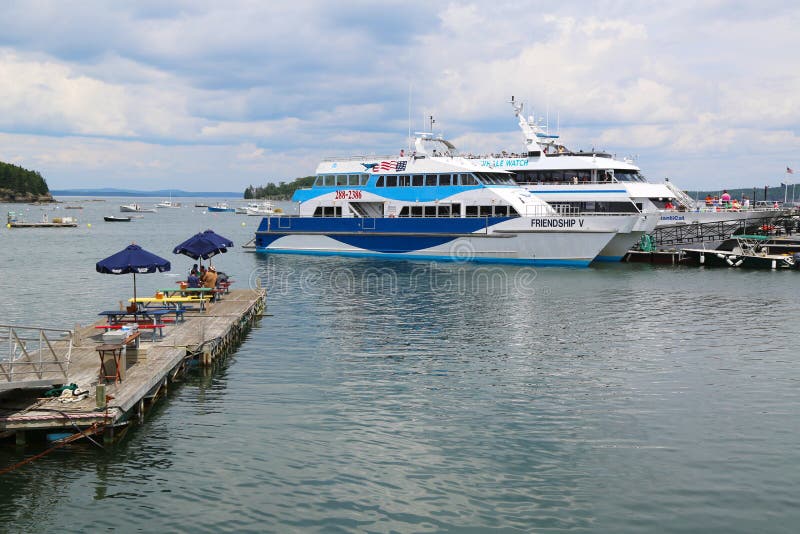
(681, 236, 800, 269)
(120, 203, 156, 213)
(208, 202, 235, 213)
(254, 138, 640, 266)
(104, 216, 132, 222)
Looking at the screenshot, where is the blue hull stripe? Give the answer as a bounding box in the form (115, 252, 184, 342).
(592, 255, 624, 263)
(257, 216, 510, 234)
(255, 247, 590, 267)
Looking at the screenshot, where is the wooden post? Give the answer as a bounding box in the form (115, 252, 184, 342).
(73, 323, 82, 347)
(96, 383, 106, 408)
(202, 350, 212, 366)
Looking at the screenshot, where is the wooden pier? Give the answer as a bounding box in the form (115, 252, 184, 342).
(0, 288, 266, 445)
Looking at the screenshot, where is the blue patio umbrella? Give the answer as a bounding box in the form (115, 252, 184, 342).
(96, 243, 171, 302)
(173, 229, 234, 263)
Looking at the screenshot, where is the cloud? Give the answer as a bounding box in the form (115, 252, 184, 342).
(0, 1, 799, 191)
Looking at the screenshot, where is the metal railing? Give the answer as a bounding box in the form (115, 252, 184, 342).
(0, 324, 73, 390)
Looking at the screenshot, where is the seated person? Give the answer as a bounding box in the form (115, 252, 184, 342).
(664, 201, 675, 210)
(187, 269, 200, 288)
(202, 266, 218, 289)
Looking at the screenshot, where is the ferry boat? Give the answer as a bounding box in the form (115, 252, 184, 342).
(460, 98, 785, 253)
(254, 144, 643, 266)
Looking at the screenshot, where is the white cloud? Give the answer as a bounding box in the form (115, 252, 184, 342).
(0, 1, 799, 190)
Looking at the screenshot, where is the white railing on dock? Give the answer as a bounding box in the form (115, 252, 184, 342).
(0, 324, 73, 390)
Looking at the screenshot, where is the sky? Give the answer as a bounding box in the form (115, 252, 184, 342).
(1, 0, 799, 192)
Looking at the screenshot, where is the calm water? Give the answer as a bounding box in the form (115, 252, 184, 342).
(1, 198, 799, 532)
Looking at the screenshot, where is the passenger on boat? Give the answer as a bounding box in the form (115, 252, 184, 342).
(731, 199, 741, 211)
(705, 195, 713, 206)
(743, 197, 750, 209)
(721, 190, 732, 208)
(664, 201, 675, 210)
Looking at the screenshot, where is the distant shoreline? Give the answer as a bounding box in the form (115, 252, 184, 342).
(51, 189, 241, 198)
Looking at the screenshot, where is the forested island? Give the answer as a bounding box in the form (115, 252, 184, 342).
(0, 161, 53, 202)
(244, 176, 315, 200)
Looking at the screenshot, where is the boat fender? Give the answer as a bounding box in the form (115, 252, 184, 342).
(700, 253, 705, 264)
(771, 260, 777, 269)
(734, 259, 744, 267)
(716, 253, 726, 260)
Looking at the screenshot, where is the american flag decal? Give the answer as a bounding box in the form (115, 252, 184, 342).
(372, 160, 407, 172)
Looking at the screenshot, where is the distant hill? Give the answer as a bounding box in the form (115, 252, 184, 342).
(686, 183, 799, 203)
(51, 188, 241, 198)
(0, 161, 53, 202)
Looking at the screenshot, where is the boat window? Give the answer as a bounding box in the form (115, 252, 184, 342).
(412, 175, 423, 187)
(398, 206, 410, 217)
(314, 176, 323, 187)
(375, 176, 384, 187)
(466, 205, 479, 217)
(410, 206, 423, 217)
(324, 175, 335, 186)
(450, 203, 461, 217)
(462, 174, 478, 186)
(397, 175, 411, 187)
(335, 175, 347, 186)
(438, 205, 451, 217)
(509, 206, 520, 217)
(347, 175, 359, 186)
(425, 174, 437, 186)
(495, 205, 509, 217)
(439, 174, 453, 186)
(424, 206, 437, 217)
(360, 174, 370, 185)
(479, 205, 492, 217)
(313, 207, 323, 217)
(386, 175, 398, 187)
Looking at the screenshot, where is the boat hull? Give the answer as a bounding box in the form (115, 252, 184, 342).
(208, 207, 235, 213)
(255, 216, 616, 266)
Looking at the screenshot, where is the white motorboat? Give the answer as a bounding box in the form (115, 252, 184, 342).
(120, 203, 157, 213)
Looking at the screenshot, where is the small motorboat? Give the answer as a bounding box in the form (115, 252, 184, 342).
(120, 203, 157, 213)
(104, 216, 132, 222)
(207, 202, 235, 213)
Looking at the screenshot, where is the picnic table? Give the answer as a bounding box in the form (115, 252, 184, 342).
(97, 309, 173, 340)
(131, 295, 209, 311)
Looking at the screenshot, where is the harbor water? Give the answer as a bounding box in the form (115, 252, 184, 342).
(1, 199, 799, 532)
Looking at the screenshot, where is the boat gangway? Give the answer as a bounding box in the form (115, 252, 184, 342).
(0, 325, 73, 391)
(649, 215, 794, 247)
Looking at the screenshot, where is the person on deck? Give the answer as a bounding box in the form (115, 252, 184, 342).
(664, 201, 675, 210)
(721, 190, 732, 208)
(705, 195, 713, 206)
(187, 269, 200, 288)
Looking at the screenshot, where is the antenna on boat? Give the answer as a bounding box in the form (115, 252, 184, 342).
(407, 82, 412, 152)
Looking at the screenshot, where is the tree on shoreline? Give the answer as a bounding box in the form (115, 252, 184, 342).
(0, 161, 50, 197)
(244, 176, 315, 200)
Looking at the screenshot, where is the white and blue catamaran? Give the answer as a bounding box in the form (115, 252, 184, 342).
(254, 140, 645, 266)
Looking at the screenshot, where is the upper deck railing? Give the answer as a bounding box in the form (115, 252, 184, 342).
(0, 324, 73, 391)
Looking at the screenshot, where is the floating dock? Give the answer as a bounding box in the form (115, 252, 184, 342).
(0, 288, 266, 446)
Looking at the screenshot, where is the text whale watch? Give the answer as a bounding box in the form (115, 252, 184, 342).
(254, 137, 638, 266)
